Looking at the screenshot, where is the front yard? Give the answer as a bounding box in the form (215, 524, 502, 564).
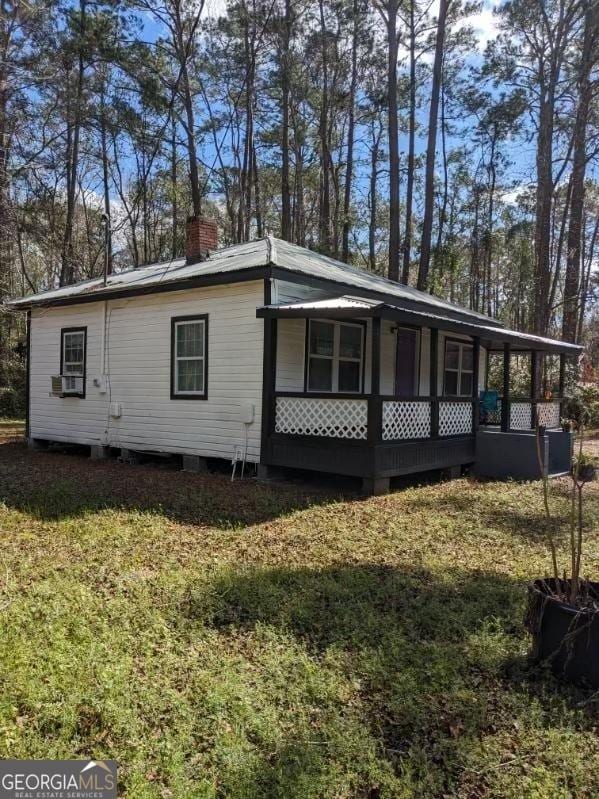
(0, 429, 598, 798)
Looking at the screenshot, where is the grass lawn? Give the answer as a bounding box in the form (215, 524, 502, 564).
(0, 431, 598, 798)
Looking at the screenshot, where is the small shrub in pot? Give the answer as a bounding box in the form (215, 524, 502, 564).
(526, 423, 599, 686)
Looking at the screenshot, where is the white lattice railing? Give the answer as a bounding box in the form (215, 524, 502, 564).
(537, 400, 561, 429)
(275, 396, 368, 439)
(439, 401, 473, 436)
(510, 402, 533, 429)
(481, 398, 562, 430)
(382, 400, 431, 441)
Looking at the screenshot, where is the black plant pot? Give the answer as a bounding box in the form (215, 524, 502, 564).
(526, 578, 599, 687)
(578, 464, 597, 482)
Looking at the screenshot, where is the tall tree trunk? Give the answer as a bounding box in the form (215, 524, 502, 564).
(280, 0, 292, 240)
(0, 0, 16, 350)
(533, 81, 555, 334)
(369, 121, 382, 271)
(60, 0, 86, 286)
(384, 0, 400, 281)
(401, 0, 416, 284)
(171, 119, 178, 258)
(433, 72, 449, 289)
(341, 0, 359, 263)
(318, 0, 331, 254)
(549, 176, 572, 314)
(174, 0, 202, 218)
(577, 214, 598, 340)
(470, 186, 481, 312)
(483, 132, 497, 316)
(417, 0, 448, 291)
(562, 3, 597, 342)
(99, 81, 112, 275)
(237, 2, 256, 242)
(253, 143, 263, 238)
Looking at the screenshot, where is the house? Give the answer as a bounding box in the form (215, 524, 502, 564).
(8, 217, 582, 493)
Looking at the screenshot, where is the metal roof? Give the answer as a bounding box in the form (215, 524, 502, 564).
(7, 235, 498, 326)
(259, 296, 583, 354)
(273, 296, 381, 311)
(7, 239, 268, 307)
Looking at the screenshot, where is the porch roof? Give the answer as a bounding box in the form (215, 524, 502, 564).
(257, 296, 583, 355)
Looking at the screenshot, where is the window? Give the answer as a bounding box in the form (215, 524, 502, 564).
(60, 327, 86, 397)
(443, 339, 474, 397)
(307, 320, 364, 393)
(171, 316, 208, 399)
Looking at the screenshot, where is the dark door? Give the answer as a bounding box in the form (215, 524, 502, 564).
(395, 328, 418, 397)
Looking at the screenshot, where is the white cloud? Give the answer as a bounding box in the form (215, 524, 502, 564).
(461, 3, 501, 52)
(501, 184, 532, 205)
(203, 0, 228, 19)
(395, 1, 500, 65)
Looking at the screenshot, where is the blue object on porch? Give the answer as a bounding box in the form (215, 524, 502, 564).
(479, 390, 498, 411)
(479, 390, 499, 425)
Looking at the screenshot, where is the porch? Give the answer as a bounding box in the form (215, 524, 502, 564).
(257, 297, 577, 493)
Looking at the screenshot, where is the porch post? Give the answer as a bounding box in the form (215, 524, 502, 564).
(367, 316, 382, 444)
(530, 349, 539, 428)
(501, 342, 511, 432)
(260, 302, 278, 464)
(430, 328, 439, 438)
(472, 337, 480, 433)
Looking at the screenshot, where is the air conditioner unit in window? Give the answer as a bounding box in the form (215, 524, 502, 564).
(50, 375, 84, 396)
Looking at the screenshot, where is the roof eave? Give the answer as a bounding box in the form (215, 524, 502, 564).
(7, 265, 273, 310)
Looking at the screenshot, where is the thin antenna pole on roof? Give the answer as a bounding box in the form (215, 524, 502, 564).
(101, 213, 111, 286)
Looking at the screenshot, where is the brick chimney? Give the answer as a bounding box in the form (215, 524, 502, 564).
(186, 216, 218, 264)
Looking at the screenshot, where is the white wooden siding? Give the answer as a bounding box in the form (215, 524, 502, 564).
(30, 281, 265, 461)
(276, 318, 305, 392)
(30, 304, 107, 445)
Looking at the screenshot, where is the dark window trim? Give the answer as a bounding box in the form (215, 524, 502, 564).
(304, 318, 367, 395)
(170, 314, 209, 400)
(443, 335, 474, 398)
(60, 326, 87, 398)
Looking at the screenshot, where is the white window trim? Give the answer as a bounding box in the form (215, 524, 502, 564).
(62, 330, 85, 377)
(307, 319, 365, 394)
(443, 339, 474, 397)
(173, 318, 207, 397)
